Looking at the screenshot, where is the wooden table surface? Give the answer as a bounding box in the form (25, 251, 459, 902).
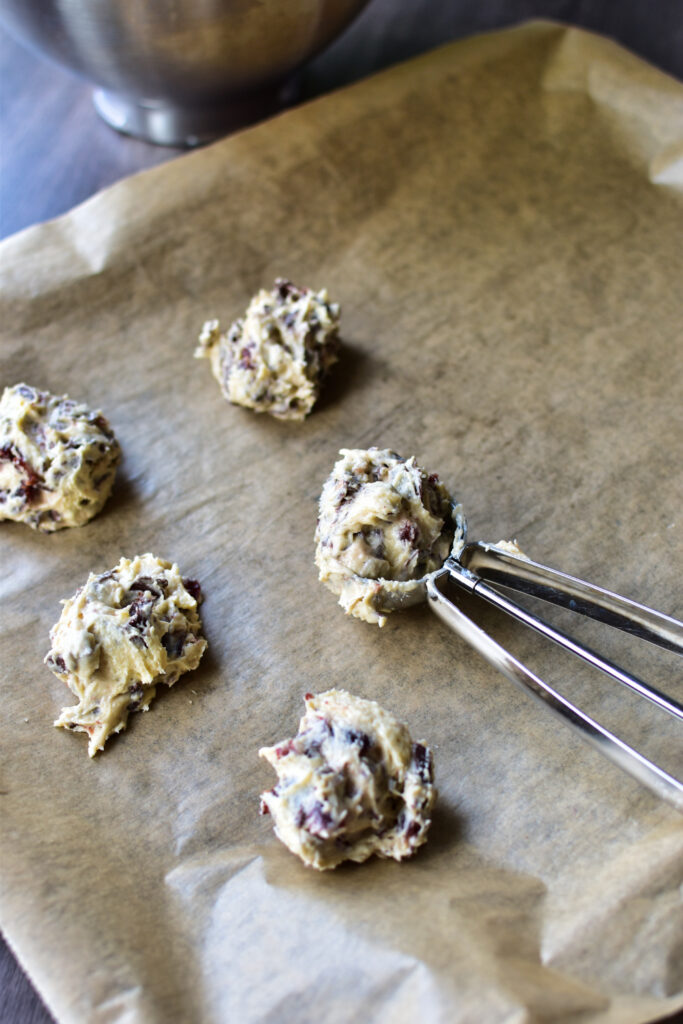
(1, 1, 681, 1020)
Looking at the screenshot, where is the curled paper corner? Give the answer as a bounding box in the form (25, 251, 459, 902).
(540, 24, 683, 180)
(649, 145, 683, 187)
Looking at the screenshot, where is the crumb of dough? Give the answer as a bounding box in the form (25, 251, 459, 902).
(0, 383, 121, 531)
(260, 689, 436, 870)
(45, 554, 207, 757)
(195, 278, 340, 420)
(491, 539, 529, 559)
(315, 447, 465, 626)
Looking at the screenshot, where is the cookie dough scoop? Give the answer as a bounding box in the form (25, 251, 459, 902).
(45, 554, 207, 756)
(0, 383, 120, 531)
(260, 689, 436, 870)
(195, 278, 340, 420)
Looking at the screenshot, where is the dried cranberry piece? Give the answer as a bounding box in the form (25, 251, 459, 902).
(91, 414, 113, 438)
(344, 728, 372, 758)
(238, 346, 255, 370)
(183, 578, 202, 603)
(129, 576, 162, 599)
(275, 278, 302, 301)
(0, 444, 42, 503)
(127, 681, 145, 710)
(129, 576, 154, 591)
(274, 740, 295, 758)
(305, 803, 334, 836)
(422, 472, 448, 516)
(127, 592, 154, 631)
(412, 743, 433, 783)
(405, 821, 421, 840)
(398, 520, 419, 545)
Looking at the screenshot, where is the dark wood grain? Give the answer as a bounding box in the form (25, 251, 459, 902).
(0, 939, 55, 1024)
(0, 32, 183, 239)
(1, 0, 682, 1019)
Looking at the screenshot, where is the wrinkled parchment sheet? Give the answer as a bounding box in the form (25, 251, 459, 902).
(1, 21, 682, 1024)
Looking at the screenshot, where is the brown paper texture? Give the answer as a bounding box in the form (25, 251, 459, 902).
(1, 21, 682, 1024)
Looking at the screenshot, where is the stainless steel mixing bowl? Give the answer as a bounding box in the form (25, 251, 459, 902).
(0, 0, 371, 145)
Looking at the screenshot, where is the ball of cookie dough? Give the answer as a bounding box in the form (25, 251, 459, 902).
(315, 447, 465, 626)
(0, 383, 120, 531)
(45, 554, 207, 757)
(195, 278, 340, 420)
(260, 690, 436, 870)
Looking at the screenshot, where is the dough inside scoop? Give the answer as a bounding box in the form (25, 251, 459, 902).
(45, 554, 207, 756)
(315, 447, 465, 625)
(260, 689, 436, 870)
(0, 383, 120, 531)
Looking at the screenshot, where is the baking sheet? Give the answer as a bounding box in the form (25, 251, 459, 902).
(1, 21, 682, 1024)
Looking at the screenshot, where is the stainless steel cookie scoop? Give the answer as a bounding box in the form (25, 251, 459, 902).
(427, 540, 683, 813)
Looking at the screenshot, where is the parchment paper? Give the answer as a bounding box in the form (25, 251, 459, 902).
(1, 21, 682, 1024)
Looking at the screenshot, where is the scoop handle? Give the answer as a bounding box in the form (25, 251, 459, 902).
(459, 542, 683, 655)
(426, 565, 683, 814)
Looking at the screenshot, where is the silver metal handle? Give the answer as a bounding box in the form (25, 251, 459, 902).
(461, 542, 683, 655)
(447, 559, 683, 721)
(426, 567, 683, 814)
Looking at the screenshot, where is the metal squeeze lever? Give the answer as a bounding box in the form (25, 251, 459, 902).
(426, 542, 683, 813)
